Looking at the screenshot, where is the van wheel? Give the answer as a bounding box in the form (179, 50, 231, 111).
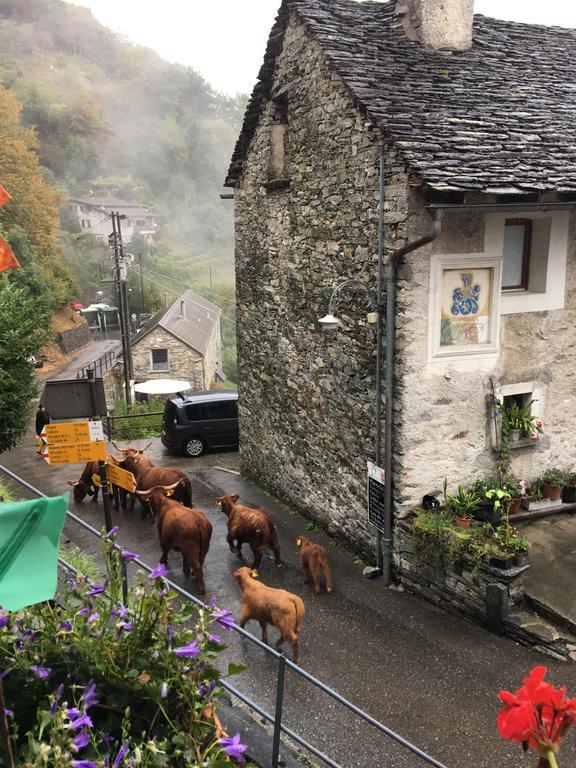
(183, 437, 205, 458)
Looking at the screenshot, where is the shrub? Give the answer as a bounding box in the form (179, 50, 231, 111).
(0, 530, 252, 767)
(109, 397, 164, 440)
(411, 510, 471, 569)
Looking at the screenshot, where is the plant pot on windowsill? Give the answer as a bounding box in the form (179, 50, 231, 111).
(509, 428, 521, 442)
(542, 482, 562, 501)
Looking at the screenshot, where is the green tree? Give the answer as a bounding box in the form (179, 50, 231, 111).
(0, 282, 51, 453)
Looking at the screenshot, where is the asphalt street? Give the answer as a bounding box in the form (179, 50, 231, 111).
(2, 429, 576, 768)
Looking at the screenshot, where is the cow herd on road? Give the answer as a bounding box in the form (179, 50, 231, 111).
(67, 445, 334, 663)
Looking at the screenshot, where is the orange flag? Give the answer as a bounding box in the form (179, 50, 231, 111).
(0, 186, 12, 207)
(0, 236, 20, 272)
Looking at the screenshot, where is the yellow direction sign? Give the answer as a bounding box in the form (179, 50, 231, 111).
(47, 441, 106, 465)
(106, 464, 137, 493)
(45, 421, 104, 445)
(92, 465, 136, 493)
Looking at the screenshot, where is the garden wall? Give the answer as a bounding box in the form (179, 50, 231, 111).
(56, 323, 92, 355)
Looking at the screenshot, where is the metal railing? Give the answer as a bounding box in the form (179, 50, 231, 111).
(0, 465, 450, 768)
(76, 350, 119, 381)
(104, 411, 164, 439)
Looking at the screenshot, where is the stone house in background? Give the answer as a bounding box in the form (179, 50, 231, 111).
(68, 196, 156, 244)
(225, 0, 576, 575)
(131, 290, 222, 391)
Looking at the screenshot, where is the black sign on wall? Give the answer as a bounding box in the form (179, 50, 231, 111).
(367, 461, 386, 533)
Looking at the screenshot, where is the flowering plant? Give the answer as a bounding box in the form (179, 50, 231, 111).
(497, 666, 576, 768)
(0, 530, 252, 766)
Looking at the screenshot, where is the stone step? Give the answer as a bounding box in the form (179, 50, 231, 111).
(524, 592, 576, 637)
(505, 605, 576, 661)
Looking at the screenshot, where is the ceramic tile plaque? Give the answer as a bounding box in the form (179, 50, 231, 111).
(440, 268, 494, 349)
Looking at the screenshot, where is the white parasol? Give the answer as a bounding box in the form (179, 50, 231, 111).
(134, 379, 191, 395)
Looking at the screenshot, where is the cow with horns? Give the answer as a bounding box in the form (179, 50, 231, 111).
(137, 481, 212, 594)
(111, 443, 193, 511)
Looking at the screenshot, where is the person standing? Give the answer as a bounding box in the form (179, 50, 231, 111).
(35, 403, 50, 454)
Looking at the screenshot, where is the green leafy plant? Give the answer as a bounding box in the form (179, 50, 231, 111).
(526, 479, 544, 500)
(486, 488, 512, 514)
(445, 485, 481, 519)
(542, 468, 569, 487)
(411, 510, 472, 569)
(110, 397, 164, 440)
(0, 530, 253, 767)
(565, 473, 576, 488)
(501, 401, 543, 436)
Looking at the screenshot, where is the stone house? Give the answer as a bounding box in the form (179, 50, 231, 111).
(225, 0, 576, 577)
(131, 290, 222, 391)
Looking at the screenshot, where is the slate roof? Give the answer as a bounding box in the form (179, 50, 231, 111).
(133, 290, 221, 356)
(70, 197, 152, 214)
(226, 0, 576, 193)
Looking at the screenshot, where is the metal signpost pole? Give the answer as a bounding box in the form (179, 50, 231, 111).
(111, 211, 132, 410)
(86, 370, 113, 532)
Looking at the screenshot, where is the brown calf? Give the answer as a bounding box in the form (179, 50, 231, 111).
(137, 482, 212, 594)
(297, 535, 333, 594)
(216, 493, 281, 569)
(234, 566, 305, 663)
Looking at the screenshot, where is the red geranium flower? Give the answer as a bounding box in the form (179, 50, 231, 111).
(498, 666, 576, 764)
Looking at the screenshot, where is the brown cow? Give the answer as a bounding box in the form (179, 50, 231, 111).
(113, 446, 192, 511)
(137, 482, 212, 594)
(234, 566, 304, 663)
(296, 536, 333, 594)
(216, 493, 281, 569)
(67, 454, 121, 507)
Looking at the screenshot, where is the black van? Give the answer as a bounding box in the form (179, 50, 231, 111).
(161, 390, 239, 457)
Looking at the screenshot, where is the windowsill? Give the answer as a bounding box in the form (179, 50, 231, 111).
(150, 370, 170, 374)
(500, 288, 563, 315)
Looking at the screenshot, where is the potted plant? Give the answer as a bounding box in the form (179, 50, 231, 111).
(501, 401, 544, 443)
(541, 468, 568, 501)
(522, 478, 544, 510)
(562, 472, 576, 504)
(445, 485, 481, 528)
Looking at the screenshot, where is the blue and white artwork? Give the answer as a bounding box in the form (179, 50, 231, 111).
(440, 268, 492, 347)
(450, 272, 481, 316)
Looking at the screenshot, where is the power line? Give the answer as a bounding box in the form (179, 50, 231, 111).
(128, 266, 237, 326)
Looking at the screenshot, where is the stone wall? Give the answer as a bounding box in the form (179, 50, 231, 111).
(233, 12, 407, 558)
(56, 323, 92, 355)
(203, 319, 222, 388)
(393, 194, 576, 517)
(131, 328, 205, 390)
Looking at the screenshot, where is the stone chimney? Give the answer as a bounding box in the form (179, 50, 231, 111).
(396, 0, 474, 51)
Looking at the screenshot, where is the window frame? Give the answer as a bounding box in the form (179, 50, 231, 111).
(150, 348, 169, 372)
(502, 218, 532, 291)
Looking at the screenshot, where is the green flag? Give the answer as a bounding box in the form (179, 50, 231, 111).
(0, 494, 68, 611)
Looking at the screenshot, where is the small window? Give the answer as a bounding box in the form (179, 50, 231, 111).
(201, 401, 235, 420)
(502, 219, 531, 290)
(135, 219, 146, 227)
(150, 348, 169, 372)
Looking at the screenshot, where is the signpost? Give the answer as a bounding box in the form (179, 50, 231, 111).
(367, 461, 386, 533)
(41, 421, 107, 465)
(92, 464, 136, 493)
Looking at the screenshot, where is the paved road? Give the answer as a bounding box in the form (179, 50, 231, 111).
(2, 429, 576, 768)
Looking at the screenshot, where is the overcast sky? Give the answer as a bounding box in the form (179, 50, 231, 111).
(66, 0, 576, 95)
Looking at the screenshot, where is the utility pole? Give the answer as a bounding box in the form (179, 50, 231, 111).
(209, 260, 213, 288)
(110, 211, 132, 410)
(139, 252, 145, 313)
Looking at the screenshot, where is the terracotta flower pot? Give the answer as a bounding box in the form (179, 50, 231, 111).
(542, 482, 562, 501)
(509, 497, 522, 515)
(456, 516, 472, 529)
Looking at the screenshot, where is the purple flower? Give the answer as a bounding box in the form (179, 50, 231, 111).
(66, 707, 80, 719)
(111, 603, 129, 619)
(213, 608, 235, 630)
(73, 730, 91, 750)
(59, 620, 73, 632)
(121, 550, 139, 561)
(116, 621, 134, 638)
(106, 526, 119, 538)
(210, 596, 217, 609)
(208, 633, 222, 644)
(0, 615, 8, 629)
(82, 681, 98, 709)
(50, 684, 65, 715)
(68, 712, 93, 731)
(77, 607, 89, 617)
(30, 665, 52, 680)
(112, 739, 129, 767)
(87, 612, 99, 624)
(219, 733, 247, 762)
(0, 670, 8, 680)
(4, 709, 12, 717)
(174, 641, 200, 659)
(87, 584, 105, 597)
(149, 563, 169, 580)
(198, 681, 216, 698)
(101, 732, 114, 749)
(72, 762, 97, 768)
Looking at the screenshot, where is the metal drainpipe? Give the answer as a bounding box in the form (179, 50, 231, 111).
(374, 151, 386, 573)
(381, 206, 444, 586)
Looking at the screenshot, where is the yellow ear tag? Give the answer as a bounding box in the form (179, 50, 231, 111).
(216, 500, 222, 507)
(296, 538, 302, 546)
(166, 489, 175, 497)
(251, 569, 259, 579)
